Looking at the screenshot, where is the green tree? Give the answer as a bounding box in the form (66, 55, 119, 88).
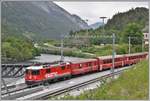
(2, 36, 40, 63)
(123, 23, 143, 45)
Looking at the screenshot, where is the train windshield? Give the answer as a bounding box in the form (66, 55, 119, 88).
(25, 69, 32, 75)
(31, 70, 40, 75)
(25, 69, 29, 74)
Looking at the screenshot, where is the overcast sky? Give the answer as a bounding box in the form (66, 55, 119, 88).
(54, 2, 148, 25)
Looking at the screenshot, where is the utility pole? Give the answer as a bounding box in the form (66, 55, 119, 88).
(85, 19, 89, 47)
(60, 34, 64, 62)
(100, 16, 107, 43)
(100, 17, 107, 35)
(128, 36, 131, 54)
(111, 33, 115, 78)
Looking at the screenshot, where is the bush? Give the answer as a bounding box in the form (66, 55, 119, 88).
(2, 36, 40, 63)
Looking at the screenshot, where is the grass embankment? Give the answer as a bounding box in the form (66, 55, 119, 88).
(58, 60, 149, 100)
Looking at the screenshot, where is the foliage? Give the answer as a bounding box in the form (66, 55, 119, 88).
(105, 7, 148, 31)
(67, 7, 148, 46)
(80, 44, 142, 56)
(58, 60, 148, 100)
(122, 23, 143, 45)
(1, 36, 40, 63)
(40, 46, 96, 59)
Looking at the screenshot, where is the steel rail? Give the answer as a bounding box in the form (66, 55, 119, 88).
(1, 85, 16, 91)
(1, 86, 43, 100)
(1, 82, 42, 96)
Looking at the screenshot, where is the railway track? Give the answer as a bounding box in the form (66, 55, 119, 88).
(1, 86, 43, 100)
(1, 79, 25, 92)
(20, 66, 131, 100)
(1, 66, 131, 100)
(36, 69, 124, 100)
(1, 84, 16, 91)
(1, 82, 43, 99)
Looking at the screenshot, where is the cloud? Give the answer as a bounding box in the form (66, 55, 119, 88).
(54, 2, 148, 25)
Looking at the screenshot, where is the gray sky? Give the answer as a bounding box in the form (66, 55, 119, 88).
(54, 2, 148, 25)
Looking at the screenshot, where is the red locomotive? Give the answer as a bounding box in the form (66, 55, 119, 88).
(25, 52, 148, 85)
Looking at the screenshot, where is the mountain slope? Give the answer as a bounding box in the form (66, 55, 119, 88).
(2, 1, 88, 40)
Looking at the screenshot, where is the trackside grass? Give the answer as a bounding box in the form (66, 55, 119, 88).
(57, 60, 148, 100)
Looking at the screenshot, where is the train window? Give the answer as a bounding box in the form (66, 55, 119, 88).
(46, 69, 51, 73)
(61, 66, 65, 70)
(25, 70, 28, 74)
(32, 70, 40, 75)
(89, 63, 92, 66)
(79, 64, 82, 68)
(96, 62, 97, 65)
(104, 59, 112, 64)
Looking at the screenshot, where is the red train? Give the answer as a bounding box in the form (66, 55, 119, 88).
(25, 52, 148, 85)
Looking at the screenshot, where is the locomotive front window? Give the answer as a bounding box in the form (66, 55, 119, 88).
(25, 70, 29, 74)
(61, 66, 65, 70)
(46, 69, 51, 73)
(32, 70, 40, 75)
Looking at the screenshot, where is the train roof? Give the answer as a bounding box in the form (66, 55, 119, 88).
(49, 62, 70, 67)
(26, 65, 43, 70)
(98, 52, 147, 60)
(26, 62, 71, 70)
(124, 52, 148, 57)
(98, 55, 123, 60)
(71, 58, 97, 64)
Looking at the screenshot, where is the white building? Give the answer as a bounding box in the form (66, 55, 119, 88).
(143, 32, 149, 45)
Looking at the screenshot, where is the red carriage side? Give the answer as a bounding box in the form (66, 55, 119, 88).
(97, 55, 125, 70)
(70, 59, 99, 75)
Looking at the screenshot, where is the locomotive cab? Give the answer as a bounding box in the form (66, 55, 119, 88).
(25, 65, 43, 85)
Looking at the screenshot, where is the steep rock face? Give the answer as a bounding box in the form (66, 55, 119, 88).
(72, 14, 89, 29)
(2, 1, 89, 40)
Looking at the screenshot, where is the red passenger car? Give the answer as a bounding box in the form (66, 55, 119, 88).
(125, 53, 147, 65)
(70, 59, 99, 75)
(98, 55, 125, 70)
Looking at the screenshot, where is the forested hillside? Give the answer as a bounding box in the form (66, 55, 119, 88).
(69, 7, 148, 45)
(105, 7, 148, 32)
